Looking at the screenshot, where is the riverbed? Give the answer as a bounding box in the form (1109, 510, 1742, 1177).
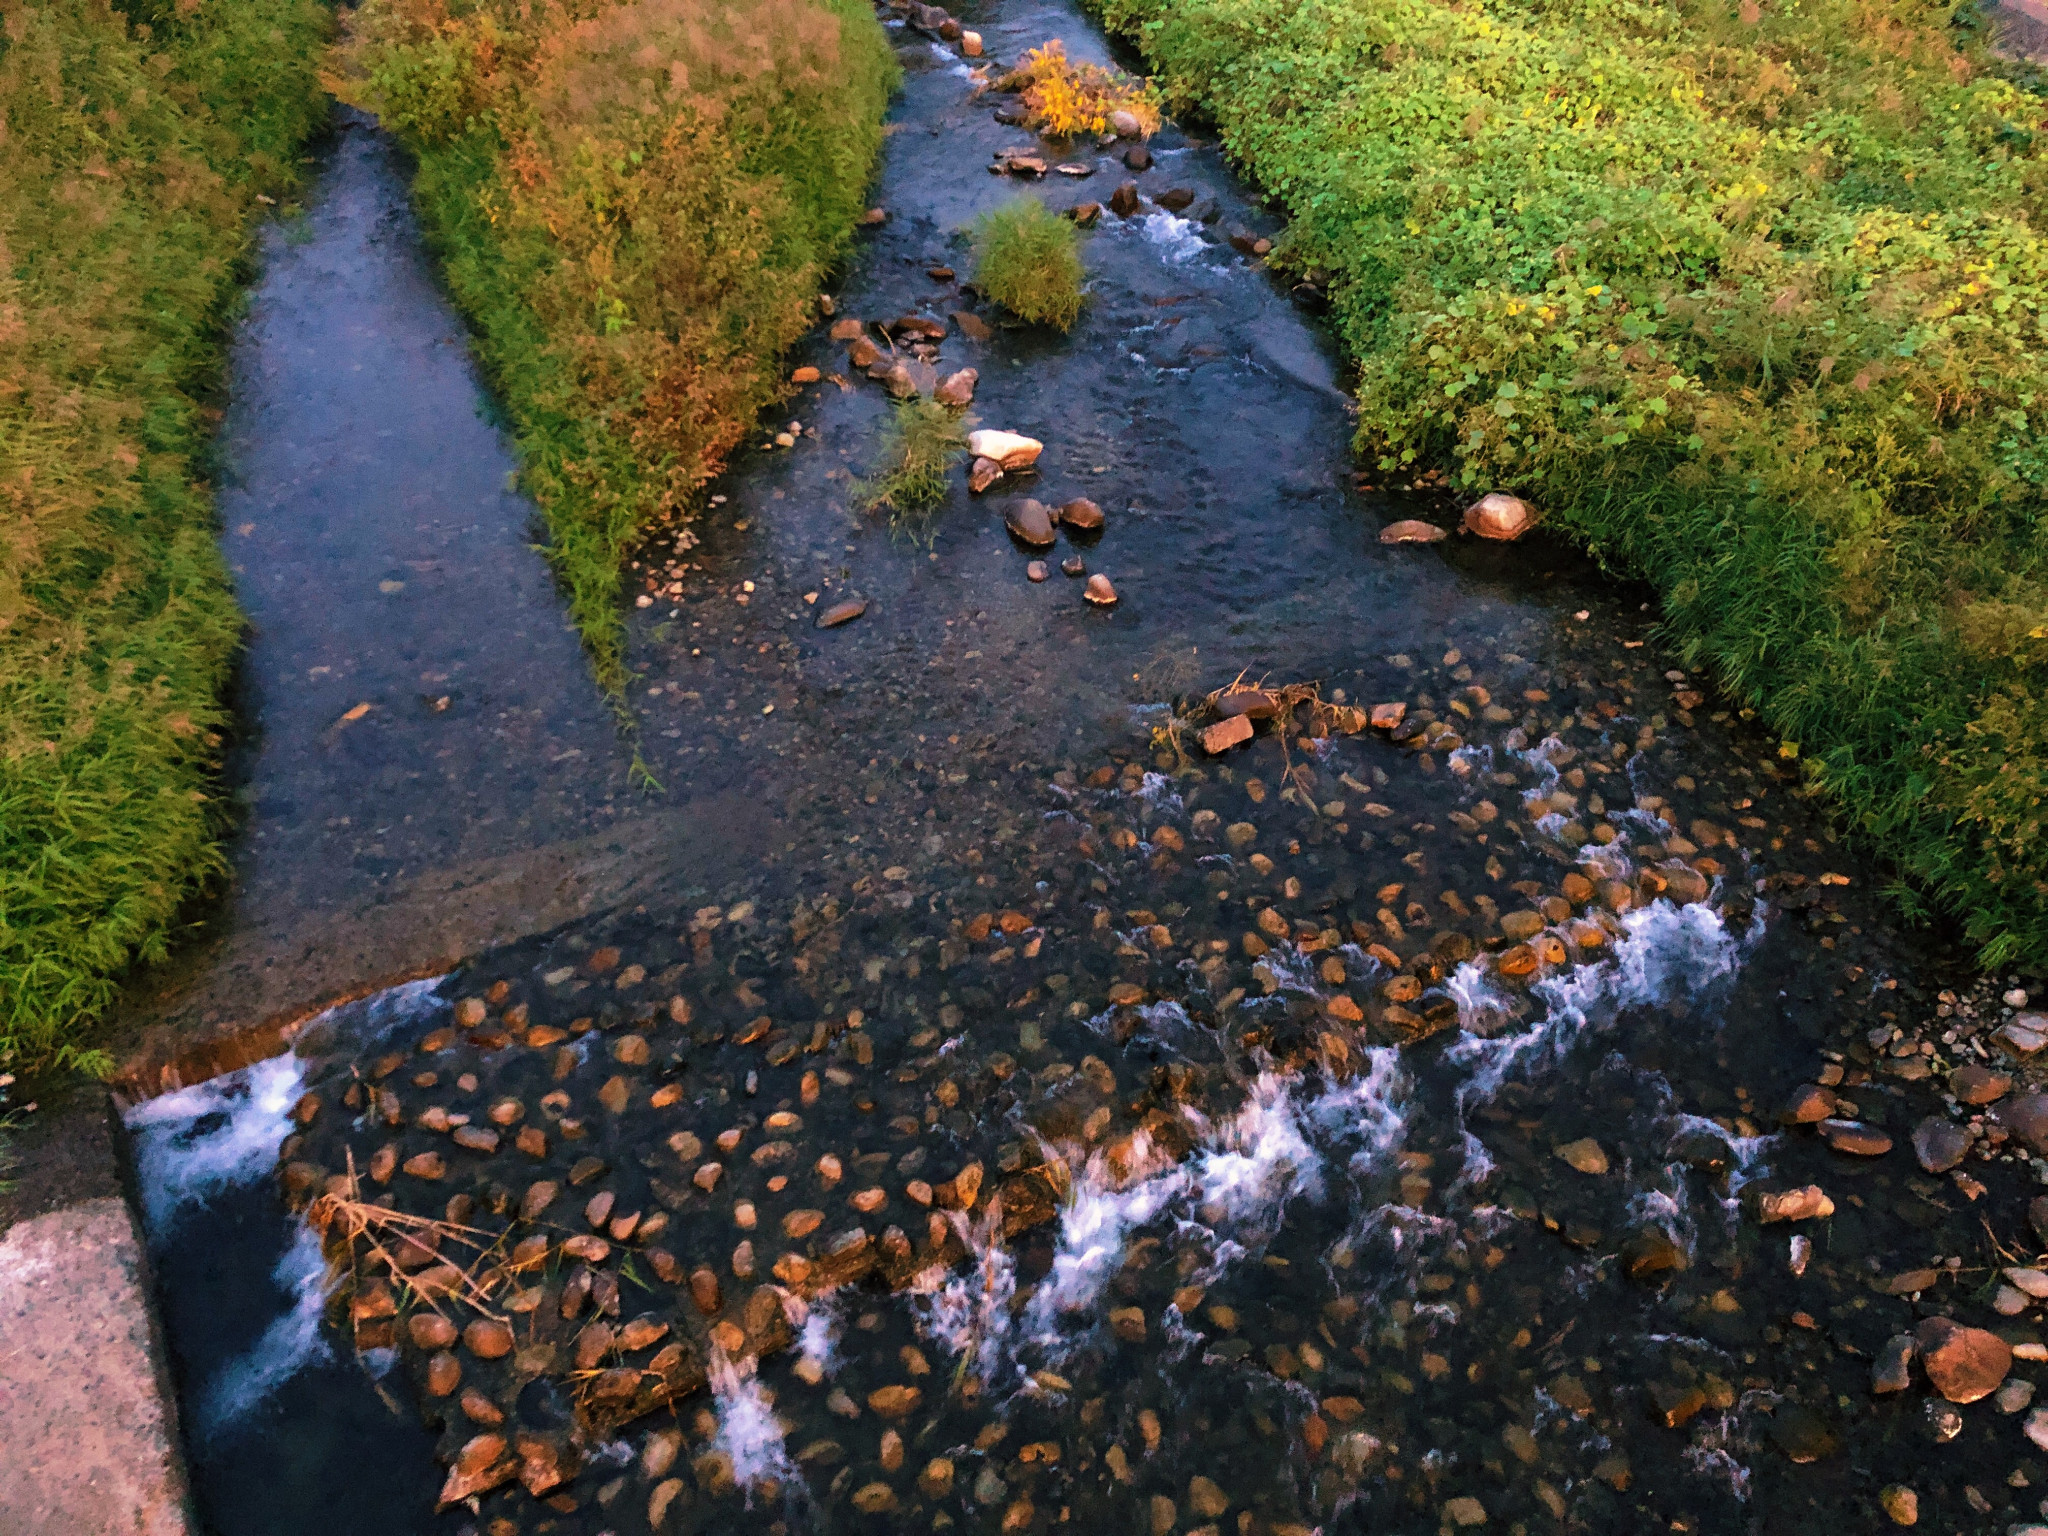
(121, 2, 2048, 1534)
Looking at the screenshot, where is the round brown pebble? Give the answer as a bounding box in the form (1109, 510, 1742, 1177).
(464, 1319, 516, 1360)
(1027, 560, 1048, 582)
(1084, 574, 1117, 606)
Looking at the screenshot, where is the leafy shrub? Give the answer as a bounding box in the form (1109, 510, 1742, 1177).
(1100, 0, 2048, 966)
(0, 0, 330, 1063)
(336, 0, 898, 688)
(857, 398, 970, 526)
(999, 39, 1160, 138)
(973, 197, 1087, 330)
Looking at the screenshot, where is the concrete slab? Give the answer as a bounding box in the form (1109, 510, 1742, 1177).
(0, 1198, 191, 1536)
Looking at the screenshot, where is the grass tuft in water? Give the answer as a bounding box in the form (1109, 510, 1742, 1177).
(857, 399, 969, 529)
(972, 198, 1086, 332)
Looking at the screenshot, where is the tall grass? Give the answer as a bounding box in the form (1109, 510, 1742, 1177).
(1101, 0, 2048, 967)
(334, 0, 898, 689)
(0, 0, 330, 1066)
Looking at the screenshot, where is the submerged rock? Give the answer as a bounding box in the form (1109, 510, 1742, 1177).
(934, 368, 978, 407)
(1084, 573, 1118, 606)
(968, 457, 1004, 494)
(1004, 500, 1056, 547)
(1915, 1316, 2010, 1403)
(1911, 1117, 1968, 1173)
(1464, 491, 1536, 541)
(1379, 519, 1446, 545)
(817, 598, 867, 629)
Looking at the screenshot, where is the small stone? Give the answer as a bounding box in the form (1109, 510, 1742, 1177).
(848, 336, 882, 369)
(1059, 497, 1104, 530)
(960, 29, 982, 55)
(1879, 1485, 1918, 1526)
(1648, 1380, 1706, 1428)
(1620, 1229, 1686, 1280)
(2001, 1090, 2048, 1153)
(1911, 1117, 1969, 1173)
(1188, 1476, 1228, 1519)
(969, 457, 1004, 493)
(1915, 1316, 2010, 1403)
(464, 1319, 515, 1360)
(1818, 1119, 1893, 1157)
(966, 430, 1042, 470)
(1109, 1306, 1146, 1342)
(1026, 560, 1048, 582)
(934, 368, 978, 407)
(1084, 574, 1118, 606)
(817, 598, 867, 629)
(1757, 1185, 1833, 1223)
(1554, 1138, 1608, 1175)
(1110, 180, 1141, 217)
(1951, 1064, 2011, 1104)
(1997, 1017, 2048, 1056)
(852, 1483, 897, 1514)
(1778, 1083, 1839, 1124)
(1124, 145, 1152, 170)
(2027, 1405, 2048, 1452)
(1442, 1497, 1487, 1528)
(1110, 109, 1142, 137)
(403, 1151, 446, 1180)
(2011, 1267, 2048, 1298)
(920, 1458, 955, 1497)
(1370, 702, 1406, 729)
(791, 366, 821, 384)
(830, 318, 864, 341)
(1005, 499, 1056, 547)
(1202, 714, 1253, 755)
(1873, 1334, 1915, 1393)
(1768, 1403, 1839, 1462)
(868, 1384, 922, 1418)
(1155, 187, 1195, 212)
(880, 362, 917, 398)
(411, 1313, 458, 1350)
(1379, 519, 1446, 545)
(1464, 491, 1536, 540)
(1998, 1378, 2037, 1413)
(1061, 555, 1086, 577)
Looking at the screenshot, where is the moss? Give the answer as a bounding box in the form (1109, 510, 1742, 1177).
(336, 0, 899, 691)
(1099, 0, 2048, 966)
(857, 398, 970, 528)
(972, 197, 1087, 331)
(0, 0, 331, 1066)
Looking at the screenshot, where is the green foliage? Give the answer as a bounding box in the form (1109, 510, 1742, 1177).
(337, 0, 899, 688)
(1099, 0, 2048, 965)
(857, 398, 970, 527)
(973, 197, 1087, 331)
(0, 0, 330, 1065)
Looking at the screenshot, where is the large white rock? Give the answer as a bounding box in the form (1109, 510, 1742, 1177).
(1464, 490, 1536, 541)
(967, 430, 1043, 471)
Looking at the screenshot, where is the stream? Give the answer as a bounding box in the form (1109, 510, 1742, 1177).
(123, 4, 2048, 1534)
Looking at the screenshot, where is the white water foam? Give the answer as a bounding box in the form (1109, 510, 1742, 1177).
(709, 1350, 797, 1498)
(1137, 210, 1208, 264)
(126, 1054, 308, 1233)
(195, 1221, 334, 1439)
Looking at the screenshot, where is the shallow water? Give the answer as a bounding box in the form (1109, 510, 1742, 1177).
(125, 0, 2048, 1533)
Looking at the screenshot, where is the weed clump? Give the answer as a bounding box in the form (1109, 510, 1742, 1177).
(1103, 0, 2048, 967)
(999, 40, 1159, 139)
(336, 0, 898, 689)
(0, 0, 329, 1063)
(858, 399, 970, 526)
(972, 199, 1087, 331)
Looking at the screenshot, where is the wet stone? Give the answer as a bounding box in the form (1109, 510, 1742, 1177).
(1951, 1064, 2011, 1104)
(1911, 1117, 1969, 1173)
(1005, 500, 1056, 548)
(1818, 1118, 1892, 1157)
(1915, 1316, 2011, 1404)
(817, 598, 868, 629)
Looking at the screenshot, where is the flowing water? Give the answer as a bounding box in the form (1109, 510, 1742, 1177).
(124, 2, 2048, 1534)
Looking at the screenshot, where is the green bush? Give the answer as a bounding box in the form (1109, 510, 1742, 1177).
(857, 398, 970, 527)
(973, 197, 1087, 330)
(0, 0, 330, 1066)
(1100, 0, 2048, 966)
(337, 0, 899, 690)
